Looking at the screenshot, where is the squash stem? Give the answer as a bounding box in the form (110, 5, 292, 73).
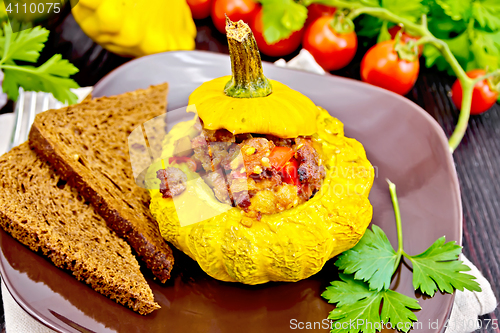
(224, 17, 272, 98)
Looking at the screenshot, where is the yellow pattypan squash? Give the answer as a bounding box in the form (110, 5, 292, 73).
(149, 19, 374, 284)
(71, 0, 196, 57)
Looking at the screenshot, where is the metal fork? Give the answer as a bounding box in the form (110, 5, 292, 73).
(8, 88, 63, 151)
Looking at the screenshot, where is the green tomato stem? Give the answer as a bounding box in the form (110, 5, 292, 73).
(446, 70, 499, 152)
(424, 39, 469, 83)
(448, 80, 474, 152)
(421, 14, 428, 29)
(330, 12, 355, 34)
(471, 70, 500, 86)
(345, 6, 429, 37)
(412, 36, 432, 47)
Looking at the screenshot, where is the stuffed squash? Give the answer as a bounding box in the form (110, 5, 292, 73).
(148, 18, 374, 284)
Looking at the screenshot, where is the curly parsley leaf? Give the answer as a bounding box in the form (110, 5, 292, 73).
(357, 15, 384, 38)
(304, 0, 379, 7)
(408, 237, 481, 297)
(323, 274, 420, 333)
(259, 0, 307, 44)
(360, 0, 381, 6)
(469, 30, 500, 70)
(382, 0, 427, 22)
(0, 23, 79, 104)
(427, 3, 468, 39)
(335, 225, 400, 291)
(435, 0, 473, 21)
(473, 0, 500, 31)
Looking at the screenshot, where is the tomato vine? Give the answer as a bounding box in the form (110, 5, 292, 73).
(304, 0, 500, 152)
(258, 0, 500, 152)
(325, 0, 499, 152)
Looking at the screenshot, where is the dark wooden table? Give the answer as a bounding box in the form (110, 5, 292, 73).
(0, 9, 498, 332)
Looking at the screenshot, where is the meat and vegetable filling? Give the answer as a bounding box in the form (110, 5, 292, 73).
(157, 121, 326, 220)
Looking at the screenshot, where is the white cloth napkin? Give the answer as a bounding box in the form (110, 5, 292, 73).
(274, 49, 326, 75)
(0, 60, 498, 332)
(446, 255, 498, 333)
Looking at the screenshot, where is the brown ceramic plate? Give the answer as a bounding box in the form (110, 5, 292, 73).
(0, 51, 461, 333)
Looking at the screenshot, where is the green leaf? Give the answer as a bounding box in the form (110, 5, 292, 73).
(335, 225, 400, 291)
(427, 3, 468, 38)
(322, 274, 375, 307)
(377, 20, 391, 43)
(323, 274, 420, 333)
(1, 23, 48, 63)
(357, 15, 384, 37)
(356, 0, 424, 38)
(380, 289, 421, 333)
(2, 68, 21, 100)
(408, 237, 482, 297)
(259, 0, 307, 44)
(473, 0, 500, 31)
(305, 0, 379, 6)
(2, 55, 79, 104)
(37, 53, 79, 77)
(435, 0, 473, 21)
(470, 32, 500, 70)
(381, 0, 427, 22)
(328, 294, 382, 333)
(466, 27, 500, 76)
(325, 274, 383, 333)
(361, 0, 380, 6)
(0, 24, 79, 103)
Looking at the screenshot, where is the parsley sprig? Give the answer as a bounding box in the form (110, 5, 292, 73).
(322, 180, 481, 333)
(323, 274, 421, 333)
(0, 22, 79, 104)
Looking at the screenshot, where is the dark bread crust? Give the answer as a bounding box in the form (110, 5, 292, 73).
(29, 83, 173, 283)
(0, 143, 160, 315)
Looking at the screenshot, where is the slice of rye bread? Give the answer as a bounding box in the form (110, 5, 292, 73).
(0, 143, 160, 315)
(29, 83, 174, 283)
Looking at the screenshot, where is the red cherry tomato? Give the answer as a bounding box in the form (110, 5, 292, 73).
(305, 4, 336, 27)
(360, 40, 420, 95)
(302, 15, 357, 71)
(187, 0, 212, 20)
(268, 146, 295, 170)
(211, 0, 258, 34)
(451, 69, 499, 115)
(250, 7, 303, 57)
(280, 158, 300, 186)
(388, 25, 423, 56)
